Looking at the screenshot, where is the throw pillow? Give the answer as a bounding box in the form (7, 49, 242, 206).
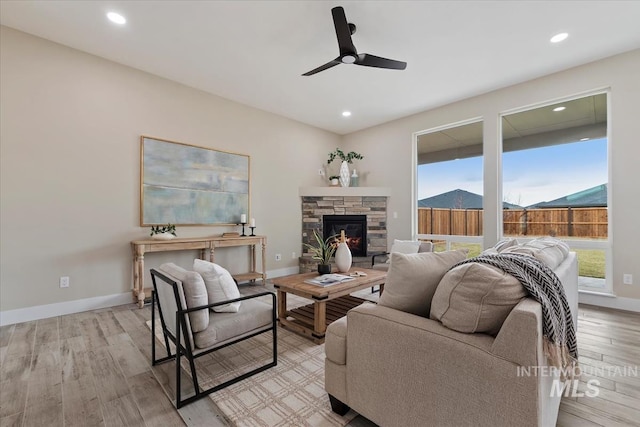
(158, 263, 209, 332)
(193, 259, 241, 313)
(501, 236, 569, 269)
(430, 262, 527, 335)
(481, 238, 518, 255)
(378, 250, 468, 317)
(386, 239, 422, 263)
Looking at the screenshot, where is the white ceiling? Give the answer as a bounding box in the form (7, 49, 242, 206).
(2, 1, 639, 135)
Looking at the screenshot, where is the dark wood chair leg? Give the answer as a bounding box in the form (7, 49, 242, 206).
(328, 394, 350, 416)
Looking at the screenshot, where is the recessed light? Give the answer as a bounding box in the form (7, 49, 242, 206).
(107, 12, 126, 25)
(553, 106, 566, 112)
(550, 32, 568, 43)
(342, 111, 352, 117)
(580, 137, 590, 141)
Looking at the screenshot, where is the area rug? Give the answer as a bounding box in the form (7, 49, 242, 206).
(148, 320, 357, 427)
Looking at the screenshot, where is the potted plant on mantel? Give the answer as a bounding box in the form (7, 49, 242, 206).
(327, 148, 363, 187)
(328, 175, 340, 186)
(304, 230, 338, 274)
(150, 223, 177, 240)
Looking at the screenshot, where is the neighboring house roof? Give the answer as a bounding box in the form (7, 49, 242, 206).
(418, 189, 521, 209)
(528, 184, 608, 208)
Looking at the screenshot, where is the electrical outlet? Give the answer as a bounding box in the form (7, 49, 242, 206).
(275, 253, 282, 261)
(60, 276, 70, 288)
(292, 252, 296, 259)
(623, 274, 633, 285)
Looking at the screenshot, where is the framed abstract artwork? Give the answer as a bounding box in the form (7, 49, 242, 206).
(140, 136, 250, 226)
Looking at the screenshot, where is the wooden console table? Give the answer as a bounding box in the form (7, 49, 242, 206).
(131, 235, 267, 308)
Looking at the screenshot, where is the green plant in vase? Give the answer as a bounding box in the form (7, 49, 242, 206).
(327, 148, 363, 187)
(328, 175, 340, 186)
(304, 230, 338, 274)
(150, 223, 177, 240)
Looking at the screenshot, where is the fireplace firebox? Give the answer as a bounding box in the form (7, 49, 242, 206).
(323, 215, 367, 257)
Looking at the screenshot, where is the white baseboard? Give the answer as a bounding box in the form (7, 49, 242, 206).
(0, 267, 302, 326)
(0, 292, 133, 326)
(579, 293, 640, 313)
(267, 266, 299, 278)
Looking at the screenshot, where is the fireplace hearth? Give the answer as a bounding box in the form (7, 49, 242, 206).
(323, 215, 367, 257)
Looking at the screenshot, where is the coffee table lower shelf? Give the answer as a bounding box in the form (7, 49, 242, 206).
(279, 295, 367, 344)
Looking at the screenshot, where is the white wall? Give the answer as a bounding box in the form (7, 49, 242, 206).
(343, 49, 640, 305)
(0, 26, 339, 316)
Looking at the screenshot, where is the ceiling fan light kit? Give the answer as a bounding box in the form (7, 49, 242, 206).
(303, 6, 407, 76)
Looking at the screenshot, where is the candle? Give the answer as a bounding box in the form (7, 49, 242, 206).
(250, 218, 256, 227)
(240, 214, 246, 223)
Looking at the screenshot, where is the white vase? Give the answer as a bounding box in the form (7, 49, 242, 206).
(335, 242, 352, 273)
(151, 232, 175, 240)
(339, 161, 350, 187)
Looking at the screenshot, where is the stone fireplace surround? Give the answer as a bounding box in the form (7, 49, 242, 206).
(299, 187, 390, 273)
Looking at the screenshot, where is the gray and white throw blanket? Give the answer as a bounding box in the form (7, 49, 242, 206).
(453, 252, 578, 378)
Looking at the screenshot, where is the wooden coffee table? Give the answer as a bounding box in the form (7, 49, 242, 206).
(272, 268, 386, 344)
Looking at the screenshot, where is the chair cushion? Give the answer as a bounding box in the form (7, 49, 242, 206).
(193, 259, 241, 313)
(430, 262, 527, 335)
(378, 250, 468, 317)
(501, 237, 569, 269)
(158, 263, 209, 332)
(193, 298, 273, 349)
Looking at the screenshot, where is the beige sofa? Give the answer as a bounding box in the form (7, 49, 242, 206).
(325, 251, 578, 427)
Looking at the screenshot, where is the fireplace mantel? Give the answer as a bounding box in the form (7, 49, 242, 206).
(299, 187, 391, 197)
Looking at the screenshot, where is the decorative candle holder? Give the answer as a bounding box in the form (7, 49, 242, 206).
(239, 222, 247, 237)
(249, 226, 256, 236)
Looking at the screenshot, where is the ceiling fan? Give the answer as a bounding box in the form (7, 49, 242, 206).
(302, 6, 407, 76)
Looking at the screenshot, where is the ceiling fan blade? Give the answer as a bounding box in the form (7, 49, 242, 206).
(302, 59, 341, 76)
(331, 6, 357, 55)
(356, 53, 407, 70)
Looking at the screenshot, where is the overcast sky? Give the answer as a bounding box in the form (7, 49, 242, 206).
(417, 138, 607, 207)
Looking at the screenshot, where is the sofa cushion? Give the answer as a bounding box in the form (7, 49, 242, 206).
(193, 259, 241, 313)
(378, 250, 467, 317)
(501, 237, 569, 269)
(158, 263, 209, 332)
(430, 262, 527, 335)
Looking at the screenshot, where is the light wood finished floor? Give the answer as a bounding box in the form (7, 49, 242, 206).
(1, 297, 638, 426)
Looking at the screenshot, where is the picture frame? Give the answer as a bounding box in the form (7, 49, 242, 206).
(140, 136, 250, 226)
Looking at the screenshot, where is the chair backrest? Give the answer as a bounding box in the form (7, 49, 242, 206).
(418, 241, 434, 253)
(151, 267, 195, 349)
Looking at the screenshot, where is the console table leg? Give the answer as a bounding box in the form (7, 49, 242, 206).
(134, 251, 145, 309)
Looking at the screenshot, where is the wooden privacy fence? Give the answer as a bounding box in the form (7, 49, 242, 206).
(418, 207, 608, 238)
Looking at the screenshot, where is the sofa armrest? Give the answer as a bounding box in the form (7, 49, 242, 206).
(491, 298, 542, 367)
(340, 302, 540, 426)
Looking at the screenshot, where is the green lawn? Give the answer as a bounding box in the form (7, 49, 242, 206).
(432, 241, 605, 278)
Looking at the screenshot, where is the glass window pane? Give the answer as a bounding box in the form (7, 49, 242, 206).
(417, 121, 483, 237)
(501, 93, 609, 291)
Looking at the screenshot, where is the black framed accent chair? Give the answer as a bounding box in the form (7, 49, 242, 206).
(150, 262, 277, 408)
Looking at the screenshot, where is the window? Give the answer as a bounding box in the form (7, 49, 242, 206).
(501, 93, 610, 292)
(414, 119, 483, 256)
